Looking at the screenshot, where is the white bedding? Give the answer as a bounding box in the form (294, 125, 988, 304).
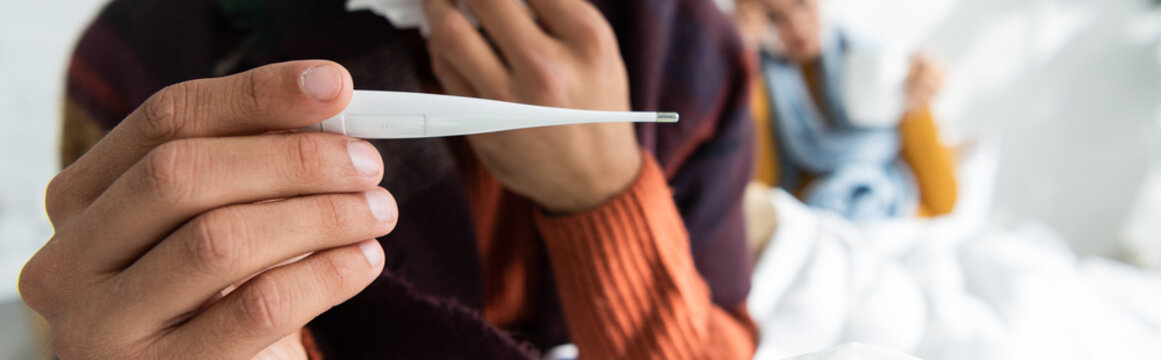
(748, 142, 1161, 360)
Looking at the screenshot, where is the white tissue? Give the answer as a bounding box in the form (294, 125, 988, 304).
(348, 0, 429, 33)
(786, 343, 922, 360)
(346, 0, 486, 36)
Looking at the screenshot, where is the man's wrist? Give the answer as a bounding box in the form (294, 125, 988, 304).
(539, 149, 643, 215)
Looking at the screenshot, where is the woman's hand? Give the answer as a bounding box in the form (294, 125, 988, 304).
(905, 53, 945, 110)
(20, 61, 397, 359)
(424, 0, 640, 214)
(734, 0, 769, 51)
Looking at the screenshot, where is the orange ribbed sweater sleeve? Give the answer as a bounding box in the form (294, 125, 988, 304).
(534, 152, 757, 359)
(899, 106, 958, 216)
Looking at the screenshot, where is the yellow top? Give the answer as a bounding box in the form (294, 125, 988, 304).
(750, 68, 958, 217)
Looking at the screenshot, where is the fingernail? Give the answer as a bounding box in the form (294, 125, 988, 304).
(347, 140, 381, 176)
(300, 65, 343, 101)
(364, 190, 395, 222)
(357, 239, 384, 266)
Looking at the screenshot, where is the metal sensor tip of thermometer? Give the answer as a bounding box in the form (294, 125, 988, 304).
(655, 112, 679, 123)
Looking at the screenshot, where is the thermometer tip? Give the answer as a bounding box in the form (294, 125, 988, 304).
(656, 112, 679, 123)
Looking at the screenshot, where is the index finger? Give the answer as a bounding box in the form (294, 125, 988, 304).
(52, 60, 353, 216)
(455, 0, 550, 63)
(524, 0, 609, 44)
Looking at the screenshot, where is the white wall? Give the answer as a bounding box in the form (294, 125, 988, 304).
(933, 0, 1161, 260)
(0, 0, 108, 301)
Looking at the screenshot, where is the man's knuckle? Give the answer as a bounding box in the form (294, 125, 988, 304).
(316, 195, 350, 231)
(239, 277, 292, 331)
(139, 83, 192, 141)
(430, 15, 468, 49)
(575, 20, 608, 45)
(141, 141, 197, 205)
(17, 254, 52, 309)
(573, 8, 615, 50)
(316, 253, 358, 291)
(186, 210, 247, 273)
(235, 69, 269, 117)
(44, 173, 78, 222)
(524, 63, 568, 102)
(513, 44, 547, 67)
(284, 135, 326, 184)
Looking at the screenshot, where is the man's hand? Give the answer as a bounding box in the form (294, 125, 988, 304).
(424, 0, 640, 214)
(20, 61, 397, 359)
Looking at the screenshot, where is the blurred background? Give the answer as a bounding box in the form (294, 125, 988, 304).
(826, 0, 1161, 265)
(1, 0, 1159, 358)
(1, 0, 108, 358)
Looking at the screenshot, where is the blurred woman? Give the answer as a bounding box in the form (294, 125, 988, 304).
(737, 0, 959, 247)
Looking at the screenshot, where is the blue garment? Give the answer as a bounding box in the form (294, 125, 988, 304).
(761, 31, 917, 222)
